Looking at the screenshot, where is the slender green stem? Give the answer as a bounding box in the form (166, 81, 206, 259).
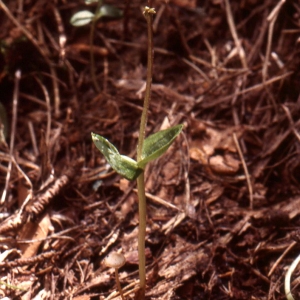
(137, 173, 146, 292)
(136, 7, 155, 297)
(137, 8, 154, 161)
(89, 1, 102, 93)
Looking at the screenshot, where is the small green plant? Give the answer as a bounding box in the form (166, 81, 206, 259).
(91, 6, 183, 298)
(285, 253, 300, 300)
(70, 0, 122, 92)
(70, 0, 122, 27)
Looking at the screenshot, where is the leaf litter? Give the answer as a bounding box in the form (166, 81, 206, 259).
(0, 0, 300, 299)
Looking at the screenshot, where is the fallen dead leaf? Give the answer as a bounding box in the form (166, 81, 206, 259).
(18, 215, 51, 259)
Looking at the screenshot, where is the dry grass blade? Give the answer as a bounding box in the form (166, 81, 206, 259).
(1, 70, 21, 204)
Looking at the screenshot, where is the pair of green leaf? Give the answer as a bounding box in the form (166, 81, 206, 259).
(70, 4, 123, 27)
(91, 124, 183, 181)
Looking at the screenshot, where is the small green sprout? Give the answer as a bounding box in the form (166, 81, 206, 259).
(70, 0, 122, 92)
(91, 6, 183, 298)
(285, 253, 300, 300)
(70, 1, 122, 27)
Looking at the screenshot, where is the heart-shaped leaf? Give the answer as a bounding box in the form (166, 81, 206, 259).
(91, 133, 142, 181)
(70, 10, 95, 27)
(138, 124, 183, 168)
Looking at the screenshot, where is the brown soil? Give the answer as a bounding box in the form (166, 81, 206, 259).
(0, 0, 300, 299)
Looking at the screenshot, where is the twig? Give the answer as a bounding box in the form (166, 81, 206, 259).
(203, 38, 218, 79)
(103, 56, 108, 93)
(182, 57, 210, 82)
(0, 1, 61, 117)
(1, 70, 21, 204)
(268, 241, 296, 277)
(202, 72, 292, 108)
(181, 131, 193, 218)
(233, 133, 253, 209)
(282, 104, 300, 142)
(219, 5, 250, 133)
(16, 0, 23, 20)
(247, 8, 269, 65)
(34, 77, 52, 146)
(0, 162, 81, 234)
(263, 0, 286, 77)
(152, 3, 165, 33)
(52, 4, 67, 63)
(28, 121, 39, 157)
(262, 0, 286, 108)
(25, 165, 77, 217)
(0, 250, 57, 268)
(224, 0, 248, 69)
(133, 189, 180, 211)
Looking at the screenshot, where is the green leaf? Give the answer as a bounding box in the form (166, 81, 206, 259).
(138, 124, 183, 168)
(70, 10, 95, 27)
(96, 4, 123, 19)
(91, 133, 143, 181)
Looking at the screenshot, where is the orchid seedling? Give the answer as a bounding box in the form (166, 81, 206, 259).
(70, 0, 122, 92)
(91, 6, 183, 298)
(70, 0, 122, 27)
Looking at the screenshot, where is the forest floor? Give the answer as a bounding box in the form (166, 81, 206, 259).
(0, 0, 300, 299)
